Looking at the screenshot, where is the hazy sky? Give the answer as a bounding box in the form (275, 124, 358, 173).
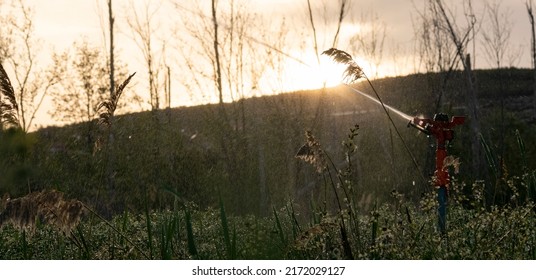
(25, 0, 533, 69)
(3, 0, 534, 129)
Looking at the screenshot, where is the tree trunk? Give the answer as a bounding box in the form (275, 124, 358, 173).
(212, 0, 223, 105)
(528, 1, 536, 118)
(107, 0, 116, 196)
(108, 0, 115, 101)
(463, 54, 483, 180)
(435, 0, 483, 179)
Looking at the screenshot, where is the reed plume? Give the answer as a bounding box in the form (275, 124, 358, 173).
(0, 63, 19, 129)
(98, 72, 136, 127)
(0, 190, 85, 234)
(321, 48, 364, 84)
(296, 130, 327, 173)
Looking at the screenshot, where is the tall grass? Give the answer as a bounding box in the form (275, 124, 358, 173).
(0, 63, 19, 129)
(97, 72, 136, 128)
(0, 187, 534, 259)
(219, 192, 237, 259)
(184, 209, 198, 258)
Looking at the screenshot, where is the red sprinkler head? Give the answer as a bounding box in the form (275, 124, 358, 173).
(408, 113, 465, 187)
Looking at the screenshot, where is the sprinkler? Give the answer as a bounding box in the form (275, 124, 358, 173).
(408, 113, 465, 234)
(322, 48, 466, 234)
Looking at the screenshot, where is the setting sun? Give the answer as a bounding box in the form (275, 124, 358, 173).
(277, 51, 376, 91)
(317, 55, 350, 87)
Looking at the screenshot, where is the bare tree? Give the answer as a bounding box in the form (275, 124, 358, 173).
(2, 0, 60, 131)
(49, 41, 107, 125)
(481, 0, 514, 69)
(0, 1, 15, 64)
(412, 1, 458, 74)
(481, 0, 519, 177)
(108, 0, 115, 105)
(126, 0, 164, 110)
(172, 0, 299, 214)
(349, 8, 387, 78)
(211, 0, 224, 106)
(527, 0, 536, 116)
(0, 0, 16, 129)
(433, 0, 484, 180)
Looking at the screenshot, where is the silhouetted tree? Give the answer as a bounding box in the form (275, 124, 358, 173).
(126, 0, 165, 111)
(1, 0, 60, 131)
(527, 1, 536, 117)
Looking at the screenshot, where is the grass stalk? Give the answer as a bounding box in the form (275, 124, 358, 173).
(82, 204, 150, 259)
(219, 192, 236, 259)
(272, 206, 287, 247)
(479, 133, 498, 180)
(185, 209, 198, 258)
(144, 203, 154, 259)
(285, 202, 301, 239)
(21, 230, 29, 259)
(159, 217, 174, 260)
(65, 224, 89, 259)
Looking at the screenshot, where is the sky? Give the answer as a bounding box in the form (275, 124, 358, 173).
(1, 0, 534, 130)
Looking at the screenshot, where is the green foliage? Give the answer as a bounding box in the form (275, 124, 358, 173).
(0, 183, 534, 259)
(0, 128, 35, 196)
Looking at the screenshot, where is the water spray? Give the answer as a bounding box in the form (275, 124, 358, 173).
(347, 87, 413, 122)
(323, 48, 466, 235)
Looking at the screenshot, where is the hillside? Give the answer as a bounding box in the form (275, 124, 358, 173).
(4, 68, 536, 216)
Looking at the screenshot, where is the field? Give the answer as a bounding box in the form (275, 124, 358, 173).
(1, 185, 535, 259)
(1, 69, 536, 259)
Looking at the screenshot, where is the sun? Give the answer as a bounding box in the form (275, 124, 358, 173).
(276, 51, 376, 91)
(317, 55, 350, 87)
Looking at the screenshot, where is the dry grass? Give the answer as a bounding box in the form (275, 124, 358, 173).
(0, 63, 19, 128)
(296, 130, 327, 173)
(443, 155, 461, 174)
(321, 48, 364, 84)
(0, 190, 85, 234)
(98, 72, 136, 127)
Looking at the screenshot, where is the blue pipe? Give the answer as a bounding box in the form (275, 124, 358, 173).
(438, 186, 447, 234)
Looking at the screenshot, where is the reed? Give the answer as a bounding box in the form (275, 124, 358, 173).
(98, 72, 136, 127)
(321, 48, 364, 84)
(0, 190, 85, 234)
(295, 130, 327, 174)
(0, 63, 19, 129)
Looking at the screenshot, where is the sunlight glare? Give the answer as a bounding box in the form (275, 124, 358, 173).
(280, 52, 375, 91)
(317, 55, 348, 87)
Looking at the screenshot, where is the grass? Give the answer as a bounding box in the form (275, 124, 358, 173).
(0, 189, 534, 259)
(1, 125, 535, 260)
